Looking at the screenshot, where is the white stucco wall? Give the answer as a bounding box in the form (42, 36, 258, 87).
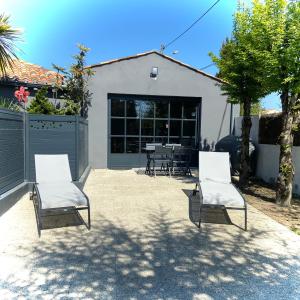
(234, 116, 300, 195)
(87, 52, 239, 168)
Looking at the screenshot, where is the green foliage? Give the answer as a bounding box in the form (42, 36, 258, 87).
(53, 44, 94, 118)
(0, 96, 20, 111)
(0, 14, 21, 76)
(251, 0, 300, 97)
(58, 99, 80, 115)
(209, 6, 269, 106)
(240, 102, 263, 116)
(27, 87, 56, 115)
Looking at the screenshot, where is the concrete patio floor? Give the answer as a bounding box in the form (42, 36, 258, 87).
(0, 169, 300, 300)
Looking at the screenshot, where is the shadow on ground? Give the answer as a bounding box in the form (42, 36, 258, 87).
(1, 206, 300, 299)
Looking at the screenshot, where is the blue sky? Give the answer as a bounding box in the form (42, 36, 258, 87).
(2, 0, 279, 109)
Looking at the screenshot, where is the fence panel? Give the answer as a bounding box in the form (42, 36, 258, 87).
(0, 109, 24, 194)
(77, 117, 89, 179)
(27, 115, 78, 181)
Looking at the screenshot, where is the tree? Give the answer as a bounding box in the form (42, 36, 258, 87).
(210, 4, 268, 186)
(250, 0, 300, 206)
(0, 14, 21, 76)
(27, 87, 56, 115)
(274, 2, 300, 206)
(54, 44, 94, 118)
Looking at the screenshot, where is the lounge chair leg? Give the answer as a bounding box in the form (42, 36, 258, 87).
(88, 206, 91, 230)
(244, 207, 247, 231)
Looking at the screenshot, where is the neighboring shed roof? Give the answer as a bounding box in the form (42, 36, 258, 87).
(0, 59, 63, 86)
(86, 50, 224, 83)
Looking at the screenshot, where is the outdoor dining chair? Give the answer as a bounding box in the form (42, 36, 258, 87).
(172, 146, 192, 176)
(145, 143, 162, 174)
(153, 145, 173, 177)
(193, 151, 247, 231)
(31, 154, 91, 236)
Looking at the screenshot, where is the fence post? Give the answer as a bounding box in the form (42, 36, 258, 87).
(24, 112, 29, 182)
(75, 115, 79, 181)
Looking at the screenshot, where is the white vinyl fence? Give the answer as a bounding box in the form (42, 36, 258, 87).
(234, 116, 300, 195)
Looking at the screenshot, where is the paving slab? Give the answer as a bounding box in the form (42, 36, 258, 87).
(0, 169, 300, 299)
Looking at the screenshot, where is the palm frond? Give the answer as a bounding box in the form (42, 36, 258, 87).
(0, 14, 22, 76)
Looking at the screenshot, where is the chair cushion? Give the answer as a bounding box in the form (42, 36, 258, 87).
(200, 180, 245, 208)
(36, 182, 88, 209)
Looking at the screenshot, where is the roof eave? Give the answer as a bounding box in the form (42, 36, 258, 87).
(85, 50, 225, 84)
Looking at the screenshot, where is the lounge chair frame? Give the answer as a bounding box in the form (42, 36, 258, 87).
(193, 182, 247, 231)
(31, 183, 91, 236)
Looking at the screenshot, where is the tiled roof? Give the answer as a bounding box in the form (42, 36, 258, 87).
(0, 59, 63, 86)
(86, 50, 225, 83)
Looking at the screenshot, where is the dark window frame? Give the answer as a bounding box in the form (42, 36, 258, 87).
(108, 94, 201, 154)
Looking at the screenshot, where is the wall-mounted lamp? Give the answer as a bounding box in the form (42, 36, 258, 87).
(150, 67, 158, 79)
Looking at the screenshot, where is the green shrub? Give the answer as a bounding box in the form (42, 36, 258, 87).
(27, 87, 57, 115)
(58, 99, 80, 115)
(0, 97, 20, 111)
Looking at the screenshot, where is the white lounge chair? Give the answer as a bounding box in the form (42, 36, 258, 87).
(194, 151, 247, 230)
(31, 154, 91, 236)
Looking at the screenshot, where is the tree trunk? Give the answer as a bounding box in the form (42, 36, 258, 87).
(240, 98, 252, 187)
(276, 92, 296, 207)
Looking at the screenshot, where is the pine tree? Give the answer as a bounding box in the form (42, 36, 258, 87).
(27, 87, 56, 115)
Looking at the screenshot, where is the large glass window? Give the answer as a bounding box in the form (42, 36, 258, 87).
(155, 120, 168, 136)
(126, 100, 140, 117)
(183, 102, 197, 119)
(140, 101, 154, 118)
(141, 119, 154, 136)
(111, 137, 124, 153)
(170, 101, 182, 118)
(126, 137, 139, 153)
(170, 120, 181, 137)
(110, 96, 200, 154)
(155, 100, 168, 118)
(111, 119, 124, 135)
(111, 99, 125, 117)
(183, 121, 196, 137)
(127, 119, 139, 135)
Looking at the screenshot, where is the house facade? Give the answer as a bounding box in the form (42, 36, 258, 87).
(0, 59, 63, 100)
(87, 51, 239, 169)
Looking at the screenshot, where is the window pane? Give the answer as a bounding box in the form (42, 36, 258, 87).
(181, 138, 195, 147)
(111, 99, 125, 117)
(155, 100, 168, 118)
(126, 100, 140, 117)
(155, 120, 168, 136)
(170, 120, 181, 137)
(169, 138, 181, 144)
(141, 137, 154, 152)
(154, 137, 168, 144)
(140, 101, 154, 118)
(183, 121, 196, 136)
(126, 138, 139, 153)
(141, 119, 154, 136)
(127, 119, 139, 135)
(111, 137, 124, 153)
(170, 101, 182, 118)
(183, 102, 197, 119)
(111, 119, 125, 135)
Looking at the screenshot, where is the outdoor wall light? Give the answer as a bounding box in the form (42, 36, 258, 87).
(150, 67, 158, 79)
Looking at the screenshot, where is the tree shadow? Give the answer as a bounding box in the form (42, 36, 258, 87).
(1, 207, 300, 299)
